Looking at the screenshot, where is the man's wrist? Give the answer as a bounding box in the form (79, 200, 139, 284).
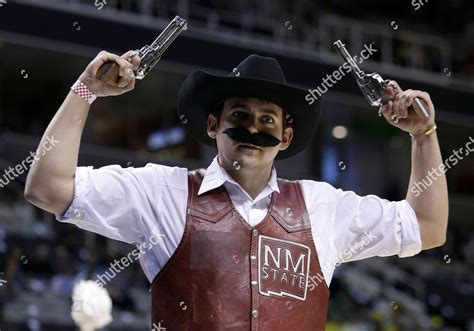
(411, 130, 437, 145)
(71, 79, 97, 105)
(409, 123, 437, 138)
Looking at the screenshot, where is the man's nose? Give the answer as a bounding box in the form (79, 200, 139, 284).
(245, 115, 260, 134)
(247, 126, 259, 134)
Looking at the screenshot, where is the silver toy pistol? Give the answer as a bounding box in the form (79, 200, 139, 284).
(96, 16, 187, 82)
(333, 40, 429, 118)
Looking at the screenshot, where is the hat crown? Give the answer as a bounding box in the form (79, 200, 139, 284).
(229, 54, 287, 83)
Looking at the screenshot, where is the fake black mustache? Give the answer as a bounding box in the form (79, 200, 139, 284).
(223, 127, 281, 147)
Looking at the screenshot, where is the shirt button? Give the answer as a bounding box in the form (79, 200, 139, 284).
(251, 280, 258, 286)
(252, 309, 258, 318)
(252, 229, 259, 236)
(250, 255, 257, 260)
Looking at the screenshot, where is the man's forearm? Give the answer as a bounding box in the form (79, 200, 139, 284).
(406, 132, 449, 249)
(24, 90, 90, 213)
(24, 50, 139, 215)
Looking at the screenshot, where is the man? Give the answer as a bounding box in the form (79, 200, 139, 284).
(24, 51, 448, 330)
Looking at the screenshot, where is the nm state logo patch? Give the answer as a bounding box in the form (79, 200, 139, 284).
(258, 235, 311, 301)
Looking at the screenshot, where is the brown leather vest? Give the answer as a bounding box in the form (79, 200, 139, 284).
(151, 169, 329, 330)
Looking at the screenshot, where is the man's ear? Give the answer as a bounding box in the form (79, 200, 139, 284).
(279, 127, 293, 151)
(207, 113, 218, 139)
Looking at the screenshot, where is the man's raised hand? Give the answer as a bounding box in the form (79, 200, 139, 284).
(78, 50, 141, 97)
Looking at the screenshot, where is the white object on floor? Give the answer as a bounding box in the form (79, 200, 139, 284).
(71, 280, 112, 331)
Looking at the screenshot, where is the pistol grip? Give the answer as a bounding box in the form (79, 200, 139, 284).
(96, 61, 120, 83)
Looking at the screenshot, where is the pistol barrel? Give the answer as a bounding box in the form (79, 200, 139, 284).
(150, 16, 187, 56)
(135, 15, 188, 79)
(333, 40, 365, 80)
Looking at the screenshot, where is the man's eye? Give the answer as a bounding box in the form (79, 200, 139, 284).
(262, 116, 275, 123)
(232, 111, 246, 117)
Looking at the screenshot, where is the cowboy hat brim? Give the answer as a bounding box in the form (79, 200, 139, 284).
(177, 70, 322, 159)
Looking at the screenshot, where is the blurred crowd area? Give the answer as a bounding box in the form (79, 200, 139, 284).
(1, 182, 473, 330)
(0, 189, 152, 330)
(101, 0, 474, 78)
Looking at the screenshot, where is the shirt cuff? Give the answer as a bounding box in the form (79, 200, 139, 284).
(397, 199, 422, 258)
(55, 166, 91, 221)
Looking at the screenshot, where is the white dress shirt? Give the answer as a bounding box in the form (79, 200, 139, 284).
(56, 155, 422, 287)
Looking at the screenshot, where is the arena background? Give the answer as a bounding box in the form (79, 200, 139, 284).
(0, 0, 473, 330)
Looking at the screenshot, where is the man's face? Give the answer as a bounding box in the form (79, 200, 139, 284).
(207, 97, 293, 171)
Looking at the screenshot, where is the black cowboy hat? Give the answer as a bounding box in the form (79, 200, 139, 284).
(177, 54, 322, 159)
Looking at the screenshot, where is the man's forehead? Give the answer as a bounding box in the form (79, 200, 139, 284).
(224, 97, 283, 113)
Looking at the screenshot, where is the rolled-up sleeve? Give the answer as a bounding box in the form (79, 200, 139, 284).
(55, 164, 161, 244)
(332, 189, 422, 262)
(300, 180, 422, 269)
(396, 199, 422, 257)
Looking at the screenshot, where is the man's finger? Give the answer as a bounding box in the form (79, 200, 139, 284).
(388, 80, 402, 92)
(120, 50, 136, 59)
(116, 66, 135, 87)
(398, 93, 408, 118)
(121, 50, 141, 71)
(122, 76, 135, 92)
(406, 91, 431, 119)
(382, 80, 402, 104)
(382, 85, 396, 104)
(116, 58, 131, 78)
(398, 89, 413, 118)
(392, 91, 403, 119)
(129, 54, 141, 71)
(380, 101, 394, 123)
(90, 51, 125, 75)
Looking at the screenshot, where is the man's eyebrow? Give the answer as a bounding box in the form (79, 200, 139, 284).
(260, 108, 278, 116)
(229, 103, 249, 109)
(229, 101, 279, 117)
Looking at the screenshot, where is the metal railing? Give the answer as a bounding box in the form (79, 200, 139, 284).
(18, 0, 474, 91)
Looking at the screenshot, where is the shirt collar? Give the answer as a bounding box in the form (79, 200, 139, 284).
(197, 155, 280, 196)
